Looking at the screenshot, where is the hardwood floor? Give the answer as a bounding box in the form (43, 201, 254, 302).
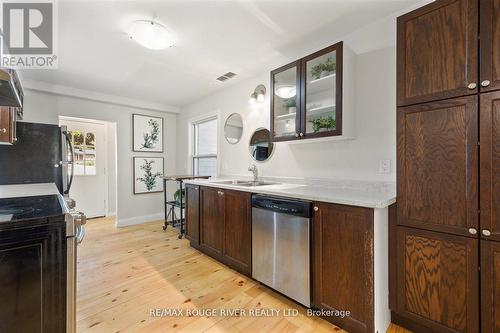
(77, 217, 410, 333)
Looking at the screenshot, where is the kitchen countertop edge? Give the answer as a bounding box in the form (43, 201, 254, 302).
(184, 179, 396, 209)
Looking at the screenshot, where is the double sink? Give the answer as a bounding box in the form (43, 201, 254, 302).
(212, 180, 278, 187)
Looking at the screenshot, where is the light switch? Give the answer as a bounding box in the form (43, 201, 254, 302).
(379, 159, 391, 174)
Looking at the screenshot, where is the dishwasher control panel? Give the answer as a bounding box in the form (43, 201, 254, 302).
(251, 194, 311, 218)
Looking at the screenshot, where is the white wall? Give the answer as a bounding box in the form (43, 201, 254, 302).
(22, 90, 177, 226)
(177, 20, 398, 182)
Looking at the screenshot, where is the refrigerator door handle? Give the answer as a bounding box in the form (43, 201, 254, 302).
(63, 130, 74, 195)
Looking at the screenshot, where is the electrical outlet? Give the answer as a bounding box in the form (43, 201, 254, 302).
(379, 159, 391, 174)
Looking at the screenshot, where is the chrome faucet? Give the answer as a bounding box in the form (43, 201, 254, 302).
(248, 164, 258, 182)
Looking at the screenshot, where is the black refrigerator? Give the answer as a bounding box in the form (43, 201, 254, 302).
(0, 122, 74, 195)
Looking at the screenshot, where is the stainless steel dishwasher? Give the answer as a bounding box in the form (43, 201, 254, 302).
(251, 194, 311, 307)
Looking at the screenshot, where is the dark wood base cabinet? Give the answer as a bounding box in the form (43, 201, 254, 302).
(195, 186, 252, 276)
(185, 184, 200, 248)
(312, 202, 376, 333)
(393, 226, 479, 333)
(186, 187, 392, 333)
(0, 219, 66, 333)
(481, 240, 500, 333)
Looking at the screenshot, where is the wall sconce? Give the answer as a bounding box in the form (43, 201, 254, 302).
(249, 84, 266, 104)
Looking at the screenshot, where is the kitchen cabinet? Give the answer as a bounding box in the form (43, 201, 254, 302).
(0, 218, 66, 333)
(397, 96, 478, 237)
(0, 107, 16, 144)
(394, 226, 479, 333)
(393, 1, 500, 331)
(312, 202, 374, 333)
(396, 0, 478, 106)
(200, 186, 224, 257)
(481, 240, 500, 333)
(480, 91, 500, 242)
(271, 41, 349, 142)
(198, 186, 252, 276)
(271, 61, 301, 141)
(221, 189, 251, 275)
(479, 0, 500, 93)
(185, 184, 200, 246)
(300, 43, 343, 138)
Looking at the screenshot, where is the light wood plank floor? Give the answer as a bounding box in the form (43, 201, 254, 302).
(77, 217, 411, 333)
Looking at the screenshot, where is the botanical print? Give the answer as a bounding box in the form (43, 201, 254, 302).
(134, 157, 164, 194)
(133, 114, 163, 152)
(142, 118, 160, 149)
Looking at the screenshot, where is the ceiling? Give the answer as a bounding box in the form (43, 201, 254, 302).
(20, 0, 421, 110)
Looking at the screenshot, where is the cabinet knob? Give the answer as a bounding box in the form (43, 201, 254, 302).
(299, 132, 304, 137)
(295, 133, 299, 138)
(482, 229, 491, 237)
(467, 83, 477, 90)
(468, 228, 477, 235)
(313, 206, 319, 212)
(481, 80, 491, 87)
(0, 128, 6, 133)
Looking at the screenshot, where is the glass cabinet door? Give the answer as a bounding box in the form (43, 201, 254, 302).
(301, 42, 342, 138)
(271, 62, 300, 141)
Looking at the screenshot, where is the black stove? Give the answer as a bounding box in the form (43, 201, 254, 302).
(0, 195, 67, 223)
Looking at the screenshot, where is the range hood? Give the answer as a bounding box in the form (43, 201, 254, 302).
(0, 68, 23, 107)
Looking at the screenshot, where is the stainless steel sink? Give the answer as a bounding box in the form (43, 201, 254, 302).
(212, 180, 251, 185)
(212, 180, 278, 187)
(238, 181, 278, 187)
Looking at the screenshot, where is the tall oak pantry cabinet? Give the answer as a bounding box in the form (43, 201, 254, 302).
(393, 0, 500, 332)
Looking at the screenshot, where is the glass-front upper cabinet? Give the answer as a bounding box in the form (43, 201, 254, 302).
(271, 61, 300, 141)
(301, 42, 342, 138)
(270, 41, 344, 142)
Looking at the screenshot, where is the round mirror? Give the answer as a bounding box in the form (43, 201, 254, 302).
(224, 113, 243, 144)
(249, 128, 274, 162)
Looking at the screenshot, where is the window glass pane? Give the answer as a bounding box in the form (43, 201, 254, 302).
(273, 66, 297, 138)
(195, 157, 217, 178)
(195, 119, 217, 155)
(305, 50, 337, 134)
(73, 146, 85, 175)
(73, 131, 84, 145)
(84, 148, 96, 175)
(85, 132, 95, 146)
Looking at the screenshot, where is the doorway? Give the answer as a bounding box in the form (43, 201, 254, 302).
(59, 117, 117, 219)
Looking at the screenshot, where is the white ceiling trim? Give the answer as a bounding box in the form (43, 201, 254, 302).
(22, 79, 180, 114)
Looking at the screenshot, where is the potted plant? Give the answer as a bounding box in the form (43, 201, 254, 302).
(311, 57, 336, 80)
(174, 188, 185, 205)
(284, 98, 297, 114)
(321, 57, 336, 77)
(309, 116, 336, 133)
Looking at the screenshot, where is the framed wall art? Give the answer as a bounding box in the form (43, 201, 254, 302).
(133, 114, 164, 152)
(133, 157, 164, 194)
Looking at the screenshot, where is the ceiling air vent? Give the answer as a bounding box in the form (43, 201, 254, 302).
(216, 72, 237, 82)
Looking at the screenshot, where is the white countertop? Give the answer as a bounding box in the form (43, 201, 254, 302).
(0, 183, 61, 199)
(184, 178, 396, 209)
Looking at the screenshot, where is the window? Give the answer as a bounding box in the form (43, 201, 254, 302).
(68, 130, 96, 176)
(192, 117, 217, 177)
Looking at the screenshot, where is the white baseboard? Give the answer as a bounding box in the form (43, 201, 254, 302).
(106, 211, 116, 217)
(117, 213, 164, 227)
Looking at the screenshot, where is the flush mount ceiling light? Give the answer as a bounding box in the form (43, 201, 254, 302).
(275, 85, 296, 99)
(249, 84, 266, 104)
(129, 20, 176, 50)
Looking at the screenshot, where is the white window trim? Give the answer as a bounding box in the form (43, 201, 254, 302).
(190, 113, 220, 177)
